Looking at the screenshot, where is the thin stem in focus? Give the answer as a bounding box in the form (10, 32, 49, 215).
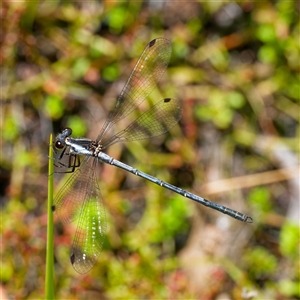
(46, 134, 55, 299)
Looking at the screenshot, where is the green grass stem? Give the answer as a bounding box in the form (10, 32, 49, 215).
(46, 134, 55, 299)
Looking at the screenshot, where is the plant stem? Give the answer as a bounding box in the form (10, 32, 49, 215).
(46, 134, 55, 299)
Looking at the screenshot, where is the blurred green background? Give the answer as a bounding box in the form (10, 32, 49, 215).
(1, 1, 299, 299)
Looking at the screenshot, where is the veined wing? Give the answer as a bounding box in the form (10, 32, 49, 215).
(53, 157, 92, 224)
(102, 98, 182, 149)
(96, 38, 172, 143)
(70, 158, 106, 274)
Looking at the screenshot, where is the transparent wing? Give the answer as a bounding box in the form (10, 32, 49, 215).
(96, 38, 172, 142)
(70, 159, 106, 274)
(102, 98, 182, 148)
(53, 156, 91, 224)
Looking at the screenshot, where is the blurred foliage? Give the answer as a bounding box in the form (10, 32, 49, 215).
(243, 246, 278, 278)
(1, 1, 299, 299)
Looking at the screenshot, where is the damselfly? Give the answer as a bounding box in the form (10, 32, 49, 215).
(53, 38, 252, 274)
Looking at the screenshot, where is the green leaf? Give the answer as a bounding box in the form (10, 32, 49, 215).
(44, 94, 65, 119)
(0, 260, 14, 282)
(244, 246, 278, 277)
(258, 45, 277, 64)
(195, 105, 211, 122)
(67, 115, 87, 137)
(256, 24, 276, 43)
(173, 41, 189, 59)
(102, 63, 120, 82)
(72, 57, 91, 78)
(106, 6, 131, 34)
(278, 279, 300, 297)
(213, 107, 233, 129)
(228, 91, 245, 109)
(279, 222, 300, 258)
(210, 50, 229, 71)
(3, 115, 19, 141)
(248, 187, 272, 214)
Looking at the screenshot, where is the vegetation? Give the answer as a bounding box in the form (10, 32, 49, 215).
(1, 1, 299, 299)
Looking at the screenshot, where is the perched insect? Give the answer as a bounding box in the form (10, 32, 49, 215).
(53, 38, 252, 274)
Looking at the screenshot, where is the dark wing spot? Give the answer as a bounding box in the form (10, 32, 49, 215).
(164, 98, 171, 103)
(51, 205, 56, 212)
(149, 39, 156, 47)
(70, 253, 75, 265)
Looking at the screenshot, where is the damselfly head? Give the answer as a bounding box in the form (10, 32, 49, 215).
(55, 128, 73, 149)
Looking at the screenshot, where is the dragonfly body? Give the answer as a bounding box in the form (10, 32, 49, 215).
(53, 38, 252, 274)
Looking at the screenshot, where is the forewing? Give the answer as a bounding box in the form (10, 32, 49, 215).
(102, 98, 182, 148)
(70, 159, 107, 274)
(97, 38, 172, 142)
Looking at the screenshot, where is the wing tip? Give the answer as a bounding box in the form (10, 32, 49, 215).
(70, 253, 75, 265)
(149, 39, 156, 47)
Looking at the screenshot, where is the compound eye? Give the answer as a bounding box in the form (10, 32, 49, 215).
(55, 141, 64, 149)
(63, 127, 72, 136)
